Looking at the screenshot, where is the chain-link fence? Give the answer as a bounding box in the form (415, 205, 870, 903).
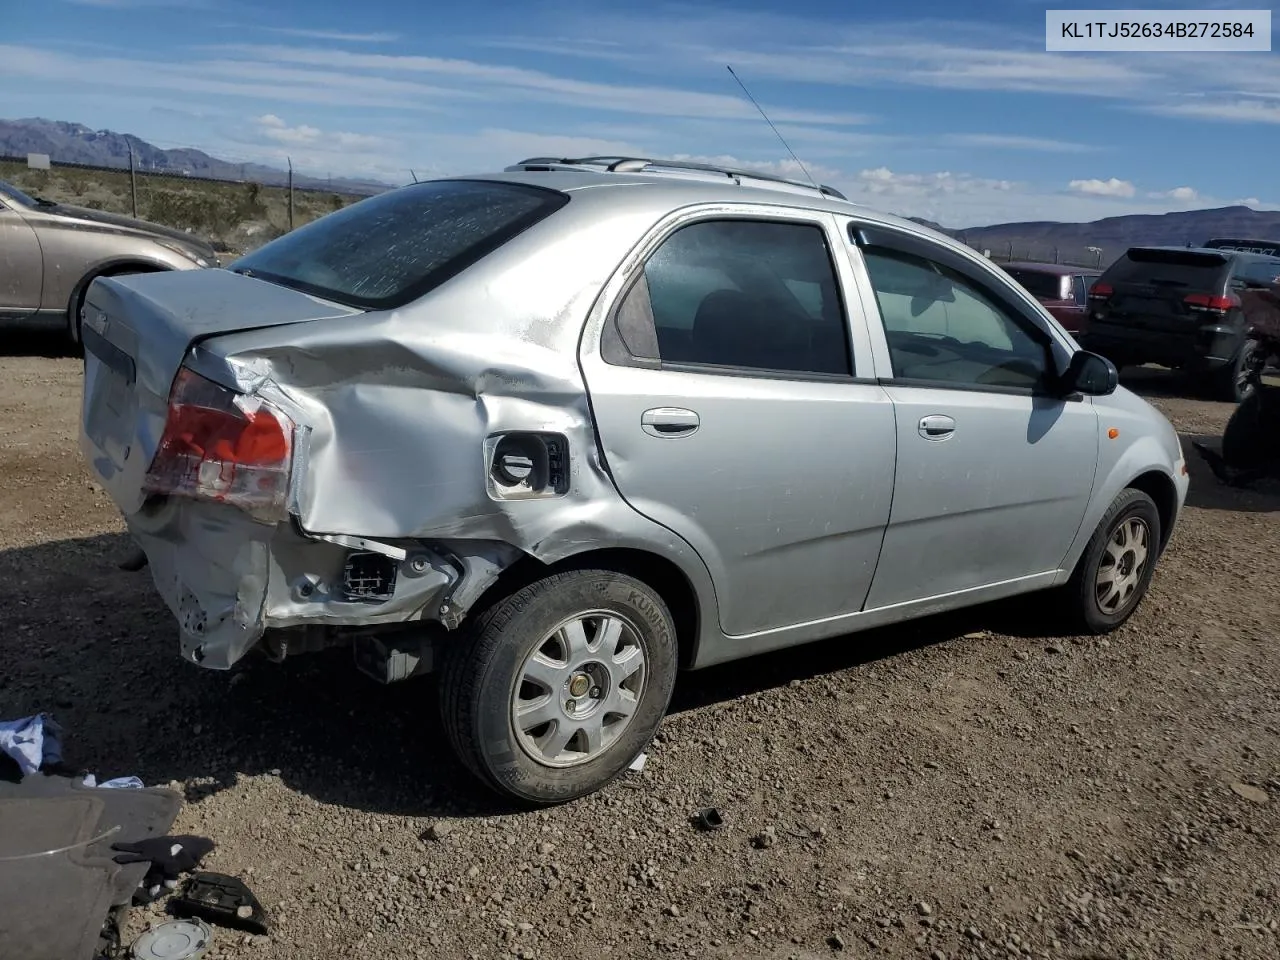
(1, 152, 381, 255)
(957, 240, 1107, 270)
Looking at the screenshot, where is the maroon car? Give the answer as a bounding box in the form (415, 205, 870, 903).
(1000, 261, 1101, 334)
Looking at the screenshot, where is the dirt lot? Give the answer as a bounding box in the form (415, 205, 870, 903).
(2, 332, 1277, 960)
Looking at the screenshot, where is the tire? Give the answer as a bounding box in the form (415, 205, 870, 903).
(439, 568, 678, 805)
(1063, 488, 1163, 634)
(1213, 338, 1259, 404)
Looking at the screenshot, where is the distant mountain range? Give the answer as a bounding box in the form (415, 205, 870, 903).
(0, 117, 392, 195)
(909, 206, 1280, 265)
(5, 117, 1280, 256)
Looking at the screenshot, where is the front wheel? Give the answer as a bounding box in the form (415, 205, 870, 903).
(1063, 488, 1163, 634)
(439, 568, 678, 805)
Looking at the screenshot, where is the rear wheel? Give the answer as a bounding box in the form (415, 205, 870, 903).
(439, 568, 678, 805)
(1213, 338, 1259, 404)
(1063, 488, 1162, 634)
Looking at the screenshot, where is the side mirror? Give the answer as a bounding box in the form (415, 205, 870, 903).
(1061, 349, 1118, 396)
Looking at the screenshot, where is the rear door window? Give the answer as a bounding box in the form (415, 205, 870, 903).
(607, 218, 854, 377)
(228, 179, 568, 309)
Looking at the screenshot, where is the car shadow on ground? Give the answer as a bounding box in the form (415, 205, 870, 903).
(0, 327, 78, 359)
(1, 531, 1083, 820)
(1180, 433, 1280, 513)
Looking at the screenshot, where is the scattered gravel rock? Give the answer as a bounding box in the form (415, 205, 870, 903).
(1230, 782, 1269, 804)
(422, 822, 454, 841)
(751, 826, 778, 850)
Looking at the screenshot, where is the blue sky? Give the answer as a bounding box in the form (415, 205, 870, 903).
(2, 0, 1278, 226)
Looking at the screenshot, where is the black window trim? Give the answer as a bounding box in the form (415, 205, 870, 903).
(228, 178, 570, 312)
(601, 213, 872, 384)
(849, 222, 1072, 399)
(1072, 274, 1089, 306)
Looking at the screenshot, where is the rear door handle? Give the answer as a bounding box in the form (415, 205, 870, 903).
(641, 407, 700, 438)
(918, 414, 955, 440)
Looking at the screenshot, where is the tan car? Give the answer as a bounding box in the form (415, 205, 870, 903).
(0, 178, 216, 343)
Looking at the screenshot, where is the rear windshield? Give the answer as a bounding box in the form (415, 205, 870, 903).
(1004, 269, 1064, 300)
(228, 179, 568, 309)
(1102, 248, 1230, 289)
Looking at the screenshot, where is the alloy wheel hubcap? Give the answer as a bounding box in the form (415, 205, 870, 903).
(512, 611, 646, 768)
(1095, 517, 1150, 614)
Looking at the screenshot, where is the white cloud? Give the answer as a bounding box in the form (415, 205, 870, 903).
(1147, 98, 1280, 124)
(263, 28, 399, 43)
(1068, 177, 1136, 198)
(521, 10, 1280, 126)
(1148, 186, 1200, 202)
(419, 128, 649, 175)
(203, 44, 874, 126)
(252, 115, 357, 149)
(475, 36, 643, 63)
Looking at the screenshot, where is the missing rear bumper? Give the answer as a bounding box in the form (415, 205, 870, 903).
(123, 502, 518, 671)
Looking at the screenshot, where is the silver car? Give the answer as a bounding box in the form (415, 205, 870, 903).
(79, 157, 1189, 804)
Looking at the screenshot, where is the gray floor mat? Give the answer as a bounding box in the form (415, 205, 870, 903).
(0, 774, 183, 960)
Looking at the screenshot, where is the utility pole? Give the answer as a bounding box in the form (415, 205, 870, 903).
(128, 141, 138, 218)
(287, 156, 294, 231)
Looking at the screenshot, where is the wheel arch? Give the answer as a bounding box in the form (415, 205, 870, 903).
(1057, 435, 1184, 585)
(459, 546, 705, 670)
(1125, 468, 1179, 553)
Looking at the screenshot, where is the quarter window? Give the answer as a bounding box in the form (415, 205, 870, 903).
(862, 247, 1052, 391)
(609, 219, 852, 376)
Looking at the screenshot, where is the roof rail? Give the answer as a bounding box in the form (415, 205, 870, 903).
(505, 156, 848, 201)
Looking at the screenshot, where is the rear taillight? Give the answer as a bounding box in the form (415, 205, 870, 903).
(1088, 282, 1113, 301)
(1183, 292, 1239, 314)
(143, 367, 294, 523)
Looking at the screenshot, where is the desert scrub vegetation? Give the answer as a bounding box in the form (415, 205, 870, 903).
(0, 159, 364, 254)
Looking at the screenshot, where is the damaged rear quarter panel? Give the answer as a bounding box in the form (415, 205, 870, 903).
(189, 191, 719, 638)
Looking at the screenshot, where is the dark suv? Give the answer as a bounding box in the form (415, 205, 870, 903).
(1081, 245, 1280, 402)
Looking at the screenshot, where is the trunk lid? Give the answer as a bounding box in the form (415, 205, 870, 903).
(79, 268, 358, 514)
(1098, 247, 1231, 331)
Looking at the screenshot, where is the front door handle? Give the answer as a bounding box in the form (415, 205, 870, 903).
(641, 407, 700, 438)
(918, 414, 955, 440)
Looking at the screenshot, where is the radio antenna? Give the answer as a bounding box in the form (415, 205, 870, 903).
(725, 63, 818, 191)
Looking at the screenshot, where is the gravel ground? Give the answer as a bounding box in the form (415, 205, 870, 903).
(1, 331, 1277, 960)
